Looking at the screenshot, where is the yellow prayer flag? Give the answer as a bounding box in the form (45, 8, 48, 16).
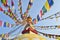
(28, 5, 31, 10)
(13, 17, 16, 21)
(2, 34, 5, 37)
(10, 13, 13, 17)
(45, 0, 50, 11)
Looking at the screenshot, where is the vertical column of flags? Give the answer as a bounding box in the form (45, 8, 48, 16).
(24, 0, 33, 15)
(1, 0, 8, 7)
(0, 20, 14, 28)
(18, 0, 23, 20)
(21, 0, 33, 19)
(18, 0, 22, 14)
(21, 0, 33, 20)
(20, 6, 22, 14)
(11, 0, 14, 11)
(18, 0, 21, 6)
(26, 0, 33, 13)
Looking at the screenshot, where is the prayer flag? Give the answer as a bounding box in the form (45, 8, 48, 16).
(40, 10, 43, 18)
(37, 15, 40, 21)
(4, 22, 6, 27)
(33, 18, 37, 24)
(48, 0, 54, 7)
(0, 20, 2, 26)
(42, 6, 47, 14)
(0, 7, 4, 11)
(45, 0, 50, 11)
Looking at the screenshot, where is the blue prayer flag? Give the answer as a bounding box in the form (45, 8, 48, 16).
(48, 0, 54, 7)
(4, 22, 6, 27)
(37, 15, 40, 21)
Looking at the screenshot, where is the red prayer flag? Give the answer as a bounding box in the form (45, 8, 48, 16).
(8, 7, 12, 13)
(0, 7, 4, 11)
(0, 20, 2, 26)
(40, 10, 43, 18)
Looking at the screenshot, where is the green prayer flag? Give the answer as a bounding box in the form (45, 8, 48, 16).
(42, 6, 47, 14)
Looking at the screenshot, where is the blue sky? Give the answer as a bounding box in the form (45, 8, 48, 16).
(0, 0, 60, 38)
